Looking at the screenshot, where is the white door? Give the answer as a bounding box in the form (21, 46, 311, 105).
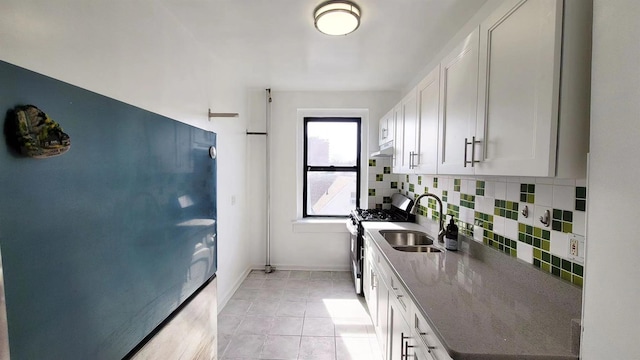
(414, 65, 440, 174)
(437, 28, 480, 175)
(475, 0, 563, 176)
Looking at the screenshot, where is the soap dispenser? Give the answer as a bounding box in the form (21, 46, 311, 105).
(445, 215, 459, 251)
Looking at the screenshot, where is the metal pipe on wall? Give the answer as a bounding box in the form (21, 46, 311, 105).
(264, 89, 273, 273)
(247, 89, 273, 273)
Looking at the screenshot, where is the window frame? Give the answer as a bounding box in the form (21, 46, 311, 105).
(302, 117, 362, 218)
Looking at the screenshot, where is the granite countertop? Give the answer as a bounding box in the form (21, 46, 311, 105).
(362, 221, 582, 360)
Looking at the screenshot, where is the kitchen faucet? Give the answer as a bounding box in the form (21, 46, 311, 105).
(410, 193, 445, 243)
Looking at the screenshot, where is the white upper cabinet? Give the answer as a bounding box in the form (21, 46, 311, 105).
(437, 28, 479, 175)
(389, 0, 590, 178)
(392, 102, 403, 173)
(413, 65, 440, 174)
(400, 88, 418, 173)
(378, 109, 394, 147)
(475, 0, 562, 176)
(392, 89, 418, 174)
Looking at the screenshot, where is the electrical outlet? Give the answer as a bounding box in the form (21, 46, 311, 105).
(568, 233, 585, 264)
(570, 239, 579, 256)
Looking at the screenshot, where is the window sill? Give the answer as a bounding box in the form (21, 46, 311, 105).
(292, 218, 349, 233)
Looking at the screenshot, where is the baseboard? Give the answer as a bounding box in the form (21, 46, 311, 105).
(248, 264, 350, 272)
(217, 267, 252, 314)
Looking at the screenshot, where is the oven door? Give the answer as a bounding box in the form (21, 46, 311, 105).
(346, 219, 363, 295)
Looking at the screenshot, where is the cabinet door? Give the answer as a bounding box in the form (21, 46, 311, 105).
(379, 110, 394, 147)
(363, 246, 374, 322)
(437, 28, 479, 175)
(475, 0, 563, 176)
(376, 274, 389, 358)
(388, 295, 412, 360)
(400, 88, 418, 174)
(412, 346, 435, 360)
(413, 310, 453, 360)
(392, 103, 403, 173)
(414, 65, 440, 174)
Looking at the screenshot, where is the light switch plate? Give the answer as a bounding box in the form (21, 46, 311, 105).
(568, 233, 585, 264)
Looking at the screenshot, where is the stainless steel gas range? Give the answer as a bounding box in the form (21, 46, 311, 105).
(346, 193, 415, 295)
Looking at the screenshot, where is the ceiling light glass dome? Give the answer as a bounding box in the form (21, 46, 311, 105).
(314, 1, 361, 36)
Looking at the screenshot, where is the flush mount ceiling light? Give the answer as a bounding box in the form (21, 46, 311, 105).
(314, 0, 361, 36)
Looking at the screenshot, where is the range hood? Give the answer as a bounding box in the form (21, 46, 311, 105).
(370, 145, 393, 158)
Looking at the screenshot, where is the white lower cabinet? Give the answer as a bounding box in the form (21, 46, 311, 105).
(364, 234, 452, 360)
(364, 235, 389, 357)
(388, 294, 413, 360)
(412, 308, 451, 360)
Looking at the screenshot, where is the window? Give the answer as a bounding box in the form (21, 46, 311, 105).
(303, 117, 361, 217)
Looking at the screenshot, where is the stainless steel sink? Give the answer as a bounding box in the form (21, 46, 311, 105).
(392, 245, 442, 253)
(379, 230, 434, 246)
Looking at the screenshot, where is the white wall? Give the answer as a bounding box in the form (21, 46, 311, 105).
(0, 0, 253, 309)
(248, 91, 398, 270)
(581, 1, 640, 358)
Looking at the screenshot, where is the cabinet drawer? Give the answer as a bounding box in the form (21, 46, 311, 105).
(413, 310, 452, 360)
(411, 345, 435, 360)
(388, 270, 412, 322)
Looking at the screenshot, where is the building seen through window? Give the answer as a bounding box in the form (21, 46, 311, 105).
(303, 117, 361, 217)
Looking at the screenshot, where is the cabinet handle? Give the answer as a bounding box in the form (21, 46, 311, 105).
(470, 136, 479, 167)
(463, 137, 468, 167)
(401, 333, 413, 360)
(410, 152, 420, 169)
(382, 128, 388, 139)
(464, 136, 481, 167)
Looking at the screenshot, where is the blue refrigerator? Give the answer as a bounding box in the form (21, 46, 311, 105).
(0, 60, 217, 359)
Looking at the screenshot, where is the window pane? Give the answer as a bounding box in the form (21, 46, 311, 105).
(307, 122, 358, 167)
(306, 171, 357, 216)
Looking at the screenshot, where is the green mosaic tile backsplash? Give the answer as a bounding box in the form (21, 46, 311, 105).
(365, 156, 587, 289)
(397, 174, 587, 288)
(367, 157, 400, 210)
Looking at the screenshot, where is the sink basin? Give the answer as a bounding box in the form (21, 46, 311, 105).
(379, 230, 434, 246)
(392, 245, 442, 253)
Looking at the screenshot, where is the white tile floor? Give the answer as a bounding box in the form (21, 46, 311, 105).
(218, 270, 383, 360)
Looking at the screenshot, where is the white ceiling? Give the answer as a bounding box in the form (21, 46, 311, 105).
(159, 0, 488, 92)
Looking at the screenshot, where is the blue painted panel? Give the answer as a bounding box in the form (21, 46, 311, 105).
(0, 61, 217, 359)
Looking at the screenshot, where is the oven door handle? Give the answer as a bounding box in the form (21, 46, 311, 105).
(346, 220, 358, 236)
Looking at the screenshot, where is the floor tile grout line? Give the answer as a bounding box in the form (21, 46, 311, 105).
(222, 270, 377, 360)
